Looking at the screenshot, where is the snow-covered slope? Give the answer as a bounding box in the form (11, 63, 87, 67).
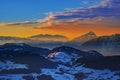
(0, 44, 119, 80)
(48, 52, 81, 64)
(0, 64, 119, 80)
(48, 46, 103, 64)
(0, 61, 28, 71)
(41, 65, 120, 80)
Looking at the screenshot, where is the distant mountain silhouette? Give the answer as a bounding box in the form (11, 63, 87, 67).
(72, 32, 97, 44)
(29, 34, 69, 42)
(82, 34, 120, 56)
(0, 36, 25, 40)
(0, 36, 27, 44)
(0, 33, 120, 56)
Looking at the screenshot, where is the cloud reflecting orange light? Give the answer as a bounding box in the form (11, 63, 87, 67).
(33, 20, 120, 39)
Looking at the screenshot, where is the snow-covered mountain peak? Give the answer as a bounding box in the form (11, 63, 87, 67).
(48, 52, 80, 64)
(48, 46, 103, 64)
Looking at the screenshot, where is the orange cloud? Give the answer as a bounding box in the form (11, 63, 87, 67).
(37, 12, 55, 23)
(33, 18, 120, 39)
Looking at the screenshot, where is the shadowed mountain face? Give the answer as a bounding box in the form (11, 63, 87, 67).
(0, 43, 50, 56)
(29, 34, 69, 42)
(50, 46, 103, 57)
(0, 43, 120, 80)
(0, 51, 58, 73)
(48, 46, 103, 65)
(72, 32, 97, 44)
(0, 36, 23, 40)
(0, 43, 57, 74)
(82, 34, 120, 56)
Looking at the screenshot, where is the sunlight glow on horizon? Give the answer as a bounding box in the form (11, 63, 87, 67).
(0, 0, 119, 39)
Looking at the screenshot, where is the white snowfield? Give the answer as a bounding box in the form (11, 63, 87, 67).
(0, 61, 28, 71)
(48, 52, 81, 64)
(0, 57, 120, 80)
(0, 64, 119, 80)
(41, 65, 120, 80)
(0, 64, 120, 80)
(0, 73, 39, 80)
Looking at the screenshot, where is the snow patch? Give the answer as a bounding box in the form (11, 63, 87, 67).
(48, 52, 81, 64)
(68, 65, 120, 80)
(41, 64, 120, 80)
(0, 74, 24, 80)
(0, 61, 28, 71)
(41, 68, 75, 80)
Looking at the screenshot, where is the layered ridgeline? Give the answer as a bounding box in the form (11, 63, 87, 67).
(28, 34, 69, 42)
(82, 34, 120, 56)
(0, 36, 27, 45)
(0, 33, 120, 56)
(0, 34, 69, 43)
(27, 34, 69, 49)
(0, 34, 69, 49)
(0, 43, 50, 56)
(0, 43, 120, 80)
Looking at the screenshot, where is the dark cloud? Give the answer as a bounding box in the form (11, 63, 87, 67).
(0, 21, 38, 27)
(5, 21, 38, 26)
(33, 0, 119, 28)
(50, 0, 120, 21)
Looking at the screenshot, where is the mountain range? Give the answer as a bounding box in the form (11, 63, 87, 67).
(0, 43, 120, 80)
(0, 32, 120, 56)
(29, 34, 69, 42)
(0, 36, 27, 45)
(81, 34, 120, 56)
(0, 43, 50, 56)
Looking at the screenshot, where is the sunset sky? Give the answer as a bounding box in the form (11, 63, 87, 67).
(0, 0, 120, 39)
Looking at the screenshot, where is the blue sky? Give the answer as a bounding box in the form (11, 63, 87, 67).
(0, 0, 119, 38)
(0, 0, 101, 22)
